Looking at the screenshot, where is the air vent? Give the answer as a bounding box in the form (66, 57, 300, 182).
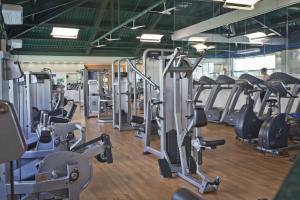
(2, 4, 23, 25)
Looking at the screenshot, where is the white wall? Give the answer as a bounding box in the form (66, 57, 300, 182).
(20, 63, 84, 73)
(13, 55, 125, 65)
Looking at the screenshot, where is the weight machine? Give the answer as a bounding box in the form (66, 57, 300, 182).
(142, 48, 225, 193)
(0, 101, 113, 200)
(83, 68, 112, 118)
(112, 58, 148, 131)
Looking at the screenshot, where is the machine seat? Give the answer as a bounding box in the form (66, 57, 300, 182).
(201, 139, 225, 148)
(172, 188, 202, 200)
(131, 115, 144, 124)
(65, 102, 77, 120)
(49, 116, 69, 124)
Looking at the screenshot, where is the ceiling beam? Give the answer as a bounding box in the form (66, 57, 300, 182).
(85, 0, 110, 55)
(90, 0, 164, 45)
(252, 18, 282, 36)
(172, 0, 300, 41)
(179, 33, 286, 45)
(24, 0, 80, 18)
(12, 0, 90, 38)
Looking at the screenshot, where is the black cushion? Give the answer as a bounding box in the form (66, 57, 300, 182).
(172, 188, 202, 200)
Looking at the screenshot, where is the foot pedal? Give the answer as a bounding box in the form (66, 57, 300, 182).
(101, 134, 113, 164)
(158, 159, 172, 178)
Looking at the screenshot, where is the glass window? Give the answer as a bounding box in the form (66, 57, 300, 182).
(193, 62, 215, 80)
(233, 54, 276, 71)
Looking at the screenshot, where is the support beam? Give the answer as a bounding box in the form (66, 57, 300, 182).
(90, 0, 164, 45)
(24, 0, 80, 18)
(176, 33, 286, 45)
(172, 0, 300, 41)
(13, 0, 89, 38)
(85, 0, 110, 55)
(252, 18, 282, 36)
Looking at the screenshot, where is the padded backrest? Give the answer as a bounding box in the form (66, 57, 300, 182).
(66, 103, 77, 120)
(0, 101, 26, 163)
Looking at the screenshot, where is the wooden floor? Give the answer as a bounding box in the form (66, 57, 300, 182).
(73, 109, 298, 200)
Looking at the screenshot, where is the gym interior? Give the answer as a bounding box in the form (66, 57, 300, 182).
(1, 0, 300, 199)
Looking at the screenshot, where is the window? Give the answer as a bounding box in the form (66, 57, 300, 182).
(233, 54, 276, 71)
(193, 62, 215, 80)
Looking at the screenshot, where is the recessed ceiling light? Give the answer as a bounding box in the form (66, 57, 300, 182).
(51, 27, 79, 39)
(223, 0, 260, 10)
(139, 34, 164, 43)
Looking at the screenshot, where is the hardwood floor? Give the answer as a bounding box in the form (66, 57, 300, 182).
(73, 109, 298, 200)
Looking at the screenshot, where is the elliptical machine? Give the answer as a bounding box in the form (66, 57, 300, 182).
(257, 80, 299, 154)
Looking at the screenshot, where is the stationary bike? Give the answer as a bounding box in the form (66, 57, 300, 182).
(257, 80, 299, 154)
(234, 80, 266, 140)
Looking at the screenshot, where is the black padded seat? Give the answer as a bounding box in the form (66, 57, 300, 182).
(172, 188, 202, 200)
(201, 139, 225, 148)
(131, 115, 144, 124)
(65, 103, 77, 120)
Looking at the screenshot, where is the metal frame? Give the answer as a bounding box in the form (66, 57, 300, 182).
(205, 76, 238, 123)
(160, 47, 223, 193)
(142, 49, 173, 157)
(112, 58, 136, 131)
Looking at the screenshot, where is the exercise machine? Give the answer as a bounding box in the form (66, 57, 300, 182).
(221, 74, 265, 126)
(0, 100, 113, 200)
(234, 79, 266, 140)
(142, 49, 174, 156)
(257, 78, 300, 154)
(193, 76, 216, 107)
(112, 58, 141, 131)
(83, 68, 112, 118)
(157, 48, 225, 193)
(205, 75, 237, 122)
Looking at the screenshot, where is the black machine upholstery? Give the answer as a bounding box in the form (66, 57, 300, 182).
(172, 188, 202, 200)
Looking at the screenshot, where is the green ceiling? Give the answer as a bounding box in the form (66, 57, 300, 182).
(2, 0, 300, 57)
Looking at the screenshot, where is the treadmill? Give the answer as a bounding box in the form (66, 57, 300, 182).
(221, 74, 265, 126)
(205, 75, 237, 122)
(193, 76, 216, 106)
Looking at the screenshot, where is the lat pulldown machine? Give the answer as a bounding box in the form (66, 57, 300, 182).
(157, 48, 225, 193)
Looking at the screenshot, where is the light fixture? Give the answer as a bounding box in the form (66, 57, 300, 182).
(192, 43, 215, 52)
(138, 34, 164, 43)
(188, 37, 207, 42)
(245, 31, 267, 40)
(223, 0, 260, 10)
(51, 27, 79, 39)
(236, 48, 261, 55)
